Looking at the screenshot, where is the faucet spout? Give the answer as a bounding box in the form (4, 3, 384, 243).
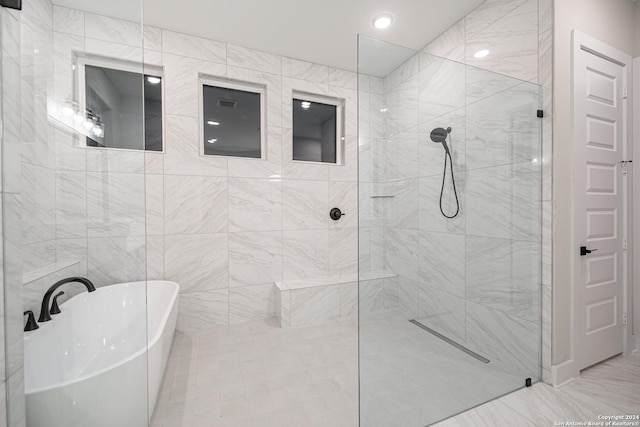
(38, 277, 96, 322)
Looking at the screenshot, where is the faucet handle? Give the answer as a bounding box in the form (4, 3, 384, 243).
(50, 291, 65, 315)
(24, 311, 39, 332)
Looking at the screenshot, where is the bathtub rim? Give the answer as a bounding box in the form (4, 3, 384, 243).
(24, 279, 180, 395)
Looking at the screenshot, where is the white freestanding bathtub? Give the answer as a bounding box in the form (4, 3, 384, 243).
(24, 280, 179, 427)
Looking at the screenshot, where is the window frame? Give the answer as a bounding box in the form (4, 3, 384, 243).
(291, 90, 345, 166)
(198, 74, 267, 160)
(75, 53, 166, 153)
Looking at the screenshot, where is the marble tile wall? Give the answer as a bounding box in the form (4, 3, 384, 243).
(50, 7, 362, 331)
(377, 0, 550, 379)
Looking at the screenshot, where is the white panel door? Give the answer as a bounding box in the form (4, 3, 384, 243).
(573, 35, 627, 370)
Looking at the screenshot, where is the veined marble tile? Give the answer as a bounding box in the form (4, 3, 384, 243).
(420, 19, 465, 63)
(465, 65, 524, 106)
(21, 163, 55, 246)
(228, 178, 282, 232)
(163, 53, 226, 118)
(283, 180, 328, 230)
(23, 241, 56, 272)
(418, 54, 465, 123)
(433, 399, 536, 427)
(143, 25, 162, 51)
(229, 231, 282, 288)
(146, 174, 164, 236)
(162, 29, 225, 63)
(282, 57, 328, 84)
(466, 236, 540, 322)
(84, 38, 143, 63)
(384, 179, 419, 230)
(386, 129, 419, 182)
(329, 68, 358, 90)
(465, 300, 539, 377)
(385, 228, 419, 283)
(283, 230, 329, 280)
(163, 114, 228, 177)
(341, 282, 358, 317)
(164, 175, 228, 235)
(328, 181, 357, 229)
(397, 277, 420, 319)
(329, 228, 358, 276)
(385, 77, 419, 138)
(7, 369, 26, 427)
(57, 238, 88, 277)
(229, 284, 275, 324)
(87, 236, 146, 287)
(290, 285, 340, 325)
(146, 235, 164, 280)
(329, 135, 358, 182)
(359, 227, 371, 272)
(419, 232, 465, 297)
(55, 171, 87, 239)
(500, 383, 623, 426)
(358, 74, 370, 93)
(86, 172, 146, 238)
(54, 126, 85, 171)
(227, 44, 281, 75)
(280, 289, 291, 327)
(164, 233, 228, 292)
(465, 0, 538, 83)
(417, 286, 466, 343)
(465, 81, 540, 171)
(85, 148, 145, 174)
(465, 0, 528, 37)
(85, 13, 142, 47)
(466, 162, 540, 241)
(383, 277, 399, 309)
(358, 90, 371, 140)
(369, 77, 384, 95)
(418, 172, 466, 237)
(177, 289, 228, 331)
(359, 279, 384, 313)
(385, 54, 419, 93)
(145, 151, 164, 174)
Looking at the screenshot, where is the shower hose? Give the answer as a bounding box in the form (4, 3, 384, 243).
(439, 137, 460, 219)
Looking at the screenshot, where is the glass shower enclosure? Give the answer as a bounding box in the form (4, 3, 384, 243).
(358, 36, 542, 426)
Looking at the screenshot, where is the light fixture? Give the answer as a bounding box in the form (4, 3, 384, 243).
(474, 49, 490, 59)
(146, 76, 161, 85)
(207, 120, 220, 126)
(373, 14, 392, 29)
(380, 107, 388, 113)
(301, 101, 311, 110)
(207, 138, 218, 144)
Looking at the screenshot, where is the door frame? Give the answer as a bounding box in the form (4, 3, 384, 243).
(570, 30, 633, 379)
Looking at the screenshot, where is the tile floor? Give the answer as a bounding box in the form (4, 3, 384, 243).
(152, 311, 640, 427)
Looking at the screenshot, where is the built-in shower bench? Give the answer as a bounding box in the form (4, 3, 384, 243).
(274, 270, 397, 328)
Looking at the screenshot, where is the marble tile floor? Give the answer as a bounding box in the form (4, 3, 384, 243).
(150, 316, 360, 427)
(152, 311, 640, 427)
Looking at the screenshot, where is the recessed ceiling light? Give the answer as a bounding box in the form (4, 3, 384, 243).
(208, 138, 218, 144)
(146, 76, 161, 85)
(207, 120, 220, 126)
(373, 15, 392, 29)
(473, 49, 490, 59)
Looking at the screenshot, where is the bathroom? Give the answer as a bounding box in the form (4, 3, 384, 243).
(1, 0, 639, 425)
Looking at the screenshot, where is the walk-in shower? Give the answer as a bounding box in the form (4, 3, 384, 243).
(358, 34, 542, 426)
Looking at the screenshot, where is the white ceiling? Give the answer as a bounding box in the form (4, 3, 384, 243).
(53, 0, 484, 74)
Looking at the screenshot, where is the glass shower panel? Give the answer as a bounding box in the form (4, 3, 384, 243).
(358, 37, 541, 426)
(1, 1, 149, 426)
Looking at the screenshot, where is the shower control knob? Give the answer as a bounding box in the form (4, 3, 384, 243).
(330, 208, 345, 221)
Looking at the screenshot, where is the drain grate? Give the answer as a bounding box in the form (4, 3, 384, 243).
(409, 319, 490, 364)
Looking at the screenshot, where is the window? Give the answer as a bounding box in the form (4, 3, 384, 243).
(77, 56, 164, 151)
(199, 76, 266, 159)
(292, 92, 344, 164)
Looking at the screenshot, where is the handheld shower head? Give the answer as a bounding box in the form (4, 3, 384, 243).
(430, 127, 452, 153)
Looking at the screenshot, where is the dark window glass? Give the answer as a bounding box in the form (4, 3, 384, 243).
(202, 84, 262, 158)
(292, 98, 337, 163)
(85, 65, 163, 151)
